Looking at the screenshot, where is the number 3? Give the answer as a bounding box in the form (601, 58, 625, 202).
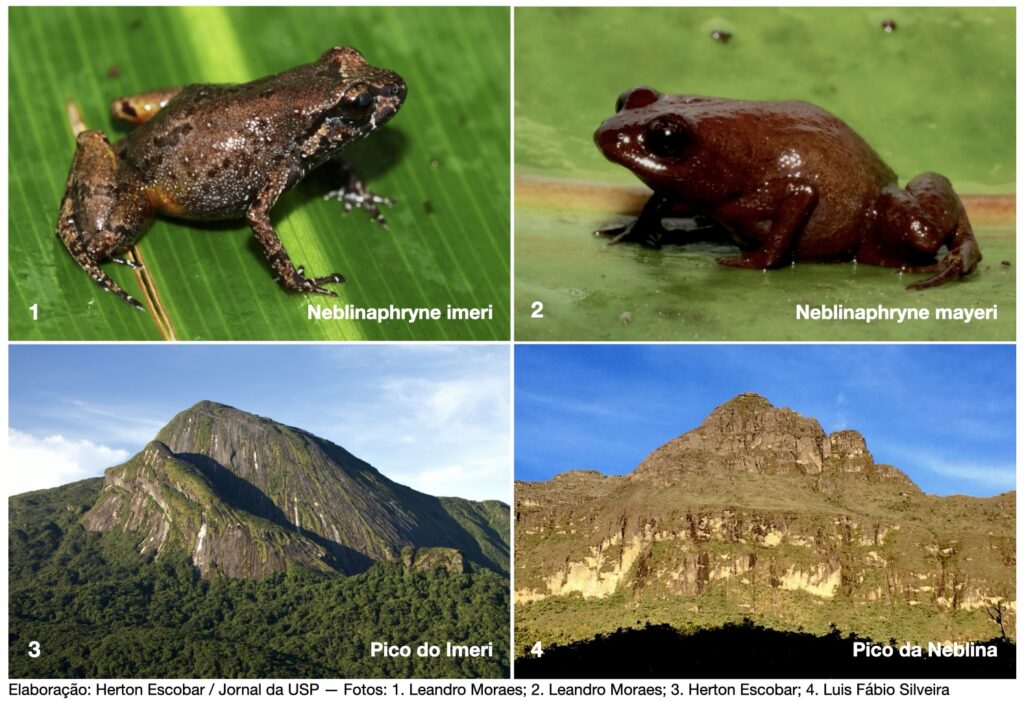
(28, 641, 40, 658)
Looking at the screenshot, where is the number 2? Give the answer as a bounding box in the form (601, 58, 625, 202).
(530, 301, 544, 319)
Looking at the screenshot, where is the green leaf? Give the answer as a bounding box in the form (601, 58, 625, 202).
(10, 6, 510, 340)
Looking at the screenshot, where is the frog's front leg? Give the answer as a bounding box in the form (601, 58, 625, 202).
(595, 194, 677, 247)
(110, 87, 183, 124)
(323, 159, 394, 228)
(872, 173, 981, 290)
(57, 130, 154, 309)
(716, 184, 818, 269)
(248, 172, 345, 296)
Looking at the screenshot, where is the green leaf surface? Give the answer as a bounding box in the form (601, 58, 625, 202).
(517, 210, 1015, 342)
(10, 6, 510, 340)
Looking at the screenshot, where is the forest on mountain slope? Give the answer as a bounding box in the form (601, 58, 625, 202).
(10, 478, 509, 679)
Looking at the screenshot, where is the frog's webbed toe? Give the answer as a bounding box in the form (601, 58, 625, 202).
(325, 160, 394, 228)
(109, 256, 144, 270)
(593, 222, 630, 239)
(595, 220, 665, 248)
(716, 251, 782, 270)
(248, 181, 347, 297)
(292, 267, 347, 295)
(283, 277, 343, 297)
(905, 238, 982, 290)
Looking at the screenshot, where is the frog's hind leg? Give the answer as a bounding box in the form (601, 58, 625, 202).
(110, 87, 183, 124)
(57, 130, 152, 309)
(877, 173, 981, 290)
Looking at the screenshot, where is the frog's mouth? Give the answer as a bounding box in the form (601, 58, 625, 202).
(595, 123, 671, 177)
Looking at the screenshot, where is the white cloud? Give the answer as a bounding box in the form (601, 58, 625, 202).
(916, 457, 1016, 493)
(62, 399, 166, 445)
(8, 429, 127, 496)
(382, 376, 507, 430)
(516, 390, 623, 420)
(884, 444, 1015, 495)
(397, 457, 510, 503)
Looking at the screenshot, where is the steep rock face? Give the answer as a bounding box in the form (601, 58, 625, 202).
(632, 394, 917, 490)
(515, 394, 1015, 642)
(82, 441, 332, 579)
(83, 401, 509, 578)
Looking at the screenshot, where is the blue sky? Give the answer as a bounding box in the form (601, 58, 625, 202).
(515, 345, 1015, 497)
(9, 345, 510, 500)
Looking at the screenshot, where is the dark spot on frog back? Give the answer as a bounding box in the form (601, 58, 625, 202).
(153, 122, 194, 149)
(139, 151, 166, 174)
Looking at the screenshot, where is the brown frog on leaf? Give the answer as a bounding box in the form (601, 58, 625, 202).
(57, 47, 406, 309)
(595, 87, 981, 289)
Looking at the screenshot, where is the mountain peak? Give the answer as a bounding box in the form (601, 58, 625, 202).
(178, 399, 240, 415)
(82, 402, 509, 579)
(711, 391, 773, 410)
(632, 393, 917, 492)
(701, 392, 818, 430)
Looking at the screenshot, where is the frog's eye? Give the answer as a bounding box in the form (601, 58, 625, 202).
(644, 116, 689, 158)
(338, 84, 374, 121)
(616, 86, 660, 113)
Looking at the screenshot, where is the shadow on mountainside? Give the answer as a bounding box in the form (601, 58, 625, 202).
(178, 452, 375, 574)
(515, 621, 1015, 679)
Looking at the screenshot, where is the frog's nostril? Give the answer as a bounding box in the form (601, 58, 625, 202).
(376, 82, 407, 103)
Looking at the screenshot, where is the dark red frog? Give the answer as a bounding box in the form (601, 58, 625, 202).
(595, 88, 980, 289)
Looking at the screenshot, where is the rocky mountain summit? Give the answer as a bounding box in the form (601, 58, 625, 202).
(632, 393, 916, 490)
(515, 394, 1014, 645)
(82, 401, 508, 578)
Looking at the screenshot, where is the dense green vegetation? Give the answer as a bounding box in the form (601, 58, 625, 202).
(10, 479, 509, 678)
(516, 581, 1008, 653)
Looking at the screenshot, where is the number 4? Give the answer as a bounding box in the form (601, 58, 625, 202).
(530, 640, 544, 657)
